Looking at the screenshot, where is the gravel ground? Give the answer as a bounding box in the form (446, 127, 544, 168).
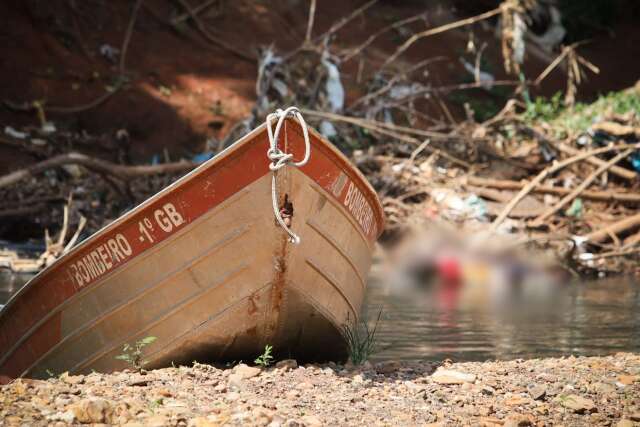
(1, 353, 639, 426)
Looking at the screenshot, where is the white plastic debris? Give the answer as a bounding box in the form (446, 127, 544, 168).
(99, 44, 120, 62)
(4, 126, 27, 139)
(319, 121, 337, 139)
(41, 122, 56, 134)
(321, 52, 344, 112)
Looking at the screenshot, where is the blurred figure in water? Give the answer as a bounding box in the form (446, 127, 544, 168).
(383, 225, 572, 315)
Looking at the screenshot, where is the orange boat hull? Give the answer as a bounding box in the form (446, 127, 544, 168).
(0, 118, 384, 379)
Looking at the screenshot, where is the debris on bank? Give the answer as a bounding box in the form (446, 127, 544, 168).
(1, 353, 639, 426)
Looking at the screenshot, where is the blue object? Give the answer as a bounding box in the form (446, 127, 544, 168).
(192, 152, 214, 164)
(631, 151, 640, 172)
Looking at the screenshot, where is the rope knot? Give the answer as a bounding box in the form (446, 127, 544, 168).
(266, 107, 311, 244)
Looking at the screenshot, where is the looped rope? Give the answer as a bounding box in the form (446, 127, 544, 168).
(266, 107, 311, 244)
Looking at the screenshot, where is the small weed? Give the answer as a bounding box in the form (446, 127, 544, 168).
(45, 369, 56, 378)
(115, 336, 157, 371)
(342, 308, 382, 365)
(523, 92, 565, 123)
(149, 397, 163, 413)
(254, 345, 274, 367)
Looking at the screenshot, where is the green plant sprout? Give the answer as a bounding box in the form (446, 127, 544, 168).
(254, 344, 274, 367)
(115, 336, 157, 371)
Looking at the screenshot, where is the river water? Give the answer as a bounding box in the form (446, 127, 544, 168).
(362, 278, 640, 362)
(2, 272, 639, 362)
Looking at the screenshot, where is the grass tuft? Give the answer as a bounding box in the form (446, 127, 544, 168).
(342, 308, 382, 365)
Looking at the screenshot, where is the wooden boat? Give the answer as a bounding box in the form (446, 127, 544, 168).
(0, 108, 384, 380)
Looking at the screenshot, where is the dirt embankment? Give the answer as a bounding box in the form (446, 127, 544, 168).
(2, 0, 639, 171)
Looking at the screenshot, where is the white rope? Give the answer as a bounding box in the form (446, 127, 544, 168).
(266, 107, 311, 244)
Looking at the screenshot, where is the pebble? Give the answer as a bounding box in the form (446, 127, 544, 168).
(233, 364, 262, 379)
(431, 368, 477, 384)
(275, 360, 298, 371)
(70, 398, 114, 423)
(1, 353, 638, 426)
(528, 385, 546, 400)
(557, 394, 597, 413)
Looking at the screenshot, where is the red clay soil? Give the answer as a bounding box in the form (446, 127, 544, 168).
(1, 0, 639, 175)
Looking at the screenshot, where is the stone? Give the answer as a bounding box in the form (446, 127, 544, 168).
(71, 398, 114, 424)
(188, 416, 220, 427)
(275, 360, 298, 370)
(156, 388, 173, 397)
(225, 391, 240, 402)
(227, 373, 244, 390)
(46, 410, 76, 423)
(505, 396, 530, 406)
(431, 369, 476, 385)
(617, 420, 635, 427)
(296, 381, 314, 390)
(60, 372, 84, 385)
(269, 415, 286, 427)
(557, 394, 597, 414)
(595, 382, 616, 394)
(503, 414, 533, 427)
(479, 417, 503, 427)
(127, 375, 149, 387)
(145, 414, 169, 427)
(480, 385, 495, 396)
(233, 364, 262, 379)
(630, 413, 640, 422)
(285, 390, 301, 399)
(528, 385, 546, 400)
(375, 361, 401, 375)
(618, 375, 640, 385)
(300, 415, 323, 426)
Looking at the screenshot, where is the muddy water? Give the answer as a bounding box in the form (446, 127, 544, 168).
(2, 272, 639, 362)
(363, 278, 640, 362)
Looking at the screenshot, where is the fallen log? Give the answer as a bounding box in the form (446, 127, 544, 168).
(466, 176, 640, 203)
(0, 153, 197, 190)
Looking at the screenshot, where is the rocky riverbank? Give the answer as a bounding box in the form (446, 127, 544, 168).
(2, 353, 639, 426)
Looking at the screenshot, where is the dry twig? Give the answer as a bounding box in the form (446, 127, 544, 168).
(530, 149, 634, 225)
(382, 7, 501, 68)
(490, 143, 640, 230)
